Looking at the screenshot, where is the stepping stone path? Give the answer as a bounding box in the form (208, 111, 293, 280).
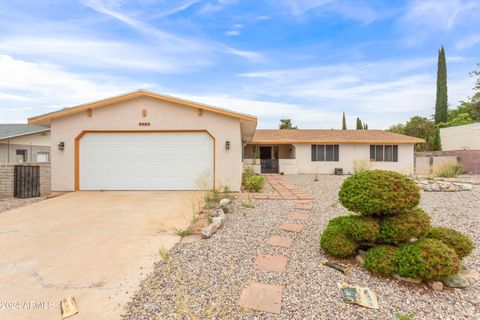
(265, 235, 294, 248)
(238, 282, 283, 314)
(239, 174, 313, 315)
(254, 175, 314, 200)
(279, 222, 304, 233)
(254, 254, 288, 272)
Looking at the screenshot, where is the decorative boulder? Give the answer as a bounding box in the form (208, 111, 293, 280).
(339, 170, 420, 216)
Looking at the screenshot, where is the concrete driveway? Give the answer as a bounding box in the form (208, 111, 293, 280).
(0, 191, 203, 320)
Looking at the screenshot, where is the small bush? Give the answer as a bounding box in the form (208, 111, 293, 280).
(243, 175, 265, 192)
(379, 208, 431, 244)
(427, 227, 475, 258)
(339, 170, 420, 216)
(242, 167, 255, 185)
(364, 245, 399, 276)
(432, 161, 463, 177)
(320, 221, 359, 258)
(340, 215, 380, 242)
(395, 238, 460, 280)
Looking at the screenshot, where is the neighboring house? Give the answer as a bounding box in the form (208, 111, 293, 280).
(244, 130, 424, 175)
(0, 124, 51, 163)
(440, 122, 480, 151)
(28, 90, 422, 192)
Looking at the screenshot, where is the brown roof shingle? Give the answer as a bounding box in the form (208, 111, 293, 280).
(252, 129, 424, 144)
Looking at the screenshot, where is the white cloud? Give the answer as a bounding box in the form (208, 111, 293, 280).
(81, 0, 261, 61)
(456, 35, 480, 50)
(0, 55, 138, 122)
(225, 23, 243, 36)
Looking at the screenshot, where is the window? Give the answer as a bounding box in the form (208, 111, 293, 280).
(370, 145, 398, 162)
(311, 144, 339, 161)
(36, 152, 50, 162)
(16, 149, 27, 163)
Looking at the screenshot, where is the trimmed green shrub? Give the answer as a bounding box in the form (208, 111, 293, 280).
(243, 175, 265, 192)
(320, 221, 358, 258)
(364, 245, 399, 276)
(338, 170, 420, 216)
(427, 227, 475, 258)
(340, 215, 380, 242)
(242, 167, 265, 192)
(395, 238, 460, 280)
(379, 208, 431, 244)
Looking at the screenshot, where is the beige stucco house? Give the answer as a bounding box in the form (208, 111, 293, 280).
(0, 124, 51, 163)
(244, 129, 424, 175)
(28, 90, 423, 192)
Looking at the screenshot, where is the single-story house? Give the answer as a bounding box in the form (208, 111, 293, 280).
(0, 124, 51, 163)
(244, 129, 424, 175)
(440, 122, 480, 151)
(28, 90, 423, 192)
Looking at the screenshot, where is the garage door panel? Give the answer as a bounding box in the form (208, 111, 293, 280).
(79, 132, 213, 190)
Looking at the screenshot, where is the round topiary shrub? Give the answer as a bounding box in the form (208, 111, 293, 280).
(320, 221, 358, 258)
(340, 215, 380, 242)
(427, 227, 475, 259)
(338, 170, 420, 216)
(364, 245, 399, 276)
(395, 238, 460, 280)
(379, 208, 431, 244)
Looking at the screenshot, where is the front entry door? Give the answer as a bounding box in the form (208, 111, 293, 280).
(260, 146, 279, 173)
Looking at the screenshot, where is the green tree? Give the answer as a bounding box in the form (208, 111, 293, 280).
(435, 46, 448, 124)
(342, 112, 347, 130)
(432, 127, 441, 151)
(356, 117, 363, 130)
(364, 123, 368, 130)
(402, 116, 435, 151)
(387, 123, 405, 134)
(279, 119, 297, 130)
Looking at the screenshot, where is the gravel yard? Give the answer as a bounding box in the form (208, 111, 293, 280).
(123, 174, 480, 320)
(0, 197, 45, 214)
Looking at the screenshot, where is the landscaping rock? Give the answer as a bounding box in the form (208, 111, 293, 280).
(219, 198, 231, 207)
(212, 216, 225, 228)
(455, 183, 473, 191)
(211, 208, 224, 217)
(393, 274, 422, 284)
(201, 223, 218, 239)
(443, 273, 470, 288)
(460, 268, 479, 284)
(355, 254, 365, 266)
(426, 281, 444, 291)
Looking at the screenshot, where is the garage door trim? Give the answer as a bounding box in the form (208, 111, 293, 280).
(74, 130, 216, 191)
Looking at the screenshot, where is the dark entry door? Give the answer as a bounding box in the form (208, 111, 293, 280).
(260, 146, 279, 173)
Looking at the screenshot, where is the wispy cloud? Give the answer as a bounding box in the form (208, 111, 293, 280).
(456, 35, 480, 50)
(81, 0, 261, 61)
(225, 23, 243, 36)
(151, 0, 201, 19)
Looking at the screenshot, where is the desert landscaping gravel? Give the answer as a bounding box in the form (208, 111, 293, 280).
(123, 175, 480, 320)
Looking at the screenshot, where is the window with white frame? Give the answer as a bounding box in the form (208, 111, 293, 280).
(370, 145, 398, 162)
(311, 144, 339, 161)
(36, 152, 49, 162)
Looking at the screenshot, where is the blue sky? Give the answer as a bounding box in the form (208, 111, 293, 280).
(0, 0, 479, 129)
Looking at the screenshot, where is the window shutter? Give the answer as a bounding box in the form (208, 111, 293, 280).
(393, 145, 398, 162)
(334, 145, 339, 161)
(311, 145, 316, 161)
(370, 145, 375, 161)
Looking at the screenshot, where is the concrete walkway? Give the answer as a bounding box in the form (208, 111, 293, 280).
(0, 191, 202, 320)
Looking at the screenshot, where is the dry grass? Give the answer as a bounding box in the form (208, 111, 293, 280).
(432, 160, 463, 177)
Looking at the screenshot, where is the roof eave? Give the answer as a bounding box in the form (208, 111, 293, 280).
(250, 139, 425, 144)
(0, 128, 50, 140)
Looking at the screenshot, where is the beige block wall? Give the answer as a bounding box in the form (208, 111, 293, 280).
(50, 96, 244, 191)
(293, 143, 415, 175)
(440, 123, 480, 151)
(0, 163, 51, 198)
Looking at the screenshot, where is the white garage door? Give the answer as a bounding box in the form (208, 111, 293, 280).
(79, 132, 214, 190)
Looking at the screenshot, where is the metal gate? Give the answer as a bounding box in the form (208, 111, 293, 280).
(260, 159, 279, 174)
(14, 165, 40, 198)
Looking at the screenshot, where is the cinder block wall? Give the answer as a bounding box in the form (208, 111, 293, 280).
(0, 163, 51, 198)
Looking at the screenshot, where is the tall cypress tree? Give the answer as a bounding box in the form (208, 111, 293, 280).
(356, 117, 363, 130)
(364, 123, 368, 130)
(434, 46, 448, 124)
(342, 112, 347, 130)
